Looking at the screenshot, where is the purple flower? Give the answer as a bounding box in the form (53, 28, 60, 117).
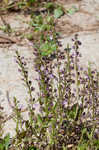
(77, 40, 82, 45)
(62, 100, 67, 106)
(31, 86, 35, 91)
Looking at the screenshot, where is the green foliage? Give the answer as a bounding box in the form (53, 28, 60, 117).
(66, 103, 83, 121)
(45, 2, 55, 12)
(0, 24, 12, 33)
(54, 7, 64, 18)
(77, 142, 89, 150)
(27, 146, 39, 150)
(26, 33, 34, 40)
(30, 13, 57, 56)
(0, 107, 4, 137)
(67, 5, 79, 15)
(29, 0, 36, 3)
(0, 134, 10, 150)
(40, 40, 57, 56)
(30, 14, 54, 32)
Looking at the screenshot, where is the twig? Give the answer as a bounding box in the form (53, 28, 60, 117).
(0, 34, 18, 43)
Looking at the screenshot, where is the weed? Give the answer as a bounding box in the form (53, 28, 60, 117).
(8, 34, 98, 150)
(0, 0, 98, 150)
(0, 106, 4, 137)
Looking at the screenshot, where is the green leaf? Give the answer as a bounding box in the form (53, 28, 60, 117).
(46, 16, 53, 23)
(67, 6, 78, 15)
(54, 8, 64, 18)
(37, 114, 43, 125)
(45, 2, 54, 10)
(4, 133, 10, 150)
(66, 104, 77, 120)
(81, 128, 87, 136)
(30, 0, 36, 3)
(40, 41, 57, 56)
(0, 134, 10, 150)
(0, 142, 4, 150)
(67, 10, 73, 15)
(26, 34, 33, 40)
(93, 139, 99, 147)
(77, 143, 88, 150)
(28, 146, 39, 150)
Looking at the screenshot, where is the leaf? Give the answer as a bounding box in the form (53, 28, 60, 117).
(46, 16, 53, 23)
(26, 34, 33, 40)
(0, 142, 4, 150)
(93, 139, 99, 147)
(0, 134, 10, 150)
(54, 8, 64, 18)
(37, 114, 43, 125)
(67, 9, 73, 15)
(28, 146, 39, 150)
(40, 41, 57, 56)
(4, 133, 10, 150)
(27, 0, 36, 6)
(67, 6, 78, 15)
(45, 2, 54, 10)
(30, 0, 36, 3)
(67, 104, 77, 120)
(77, 142, 88, 150)
(81, 128, 87, 136)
